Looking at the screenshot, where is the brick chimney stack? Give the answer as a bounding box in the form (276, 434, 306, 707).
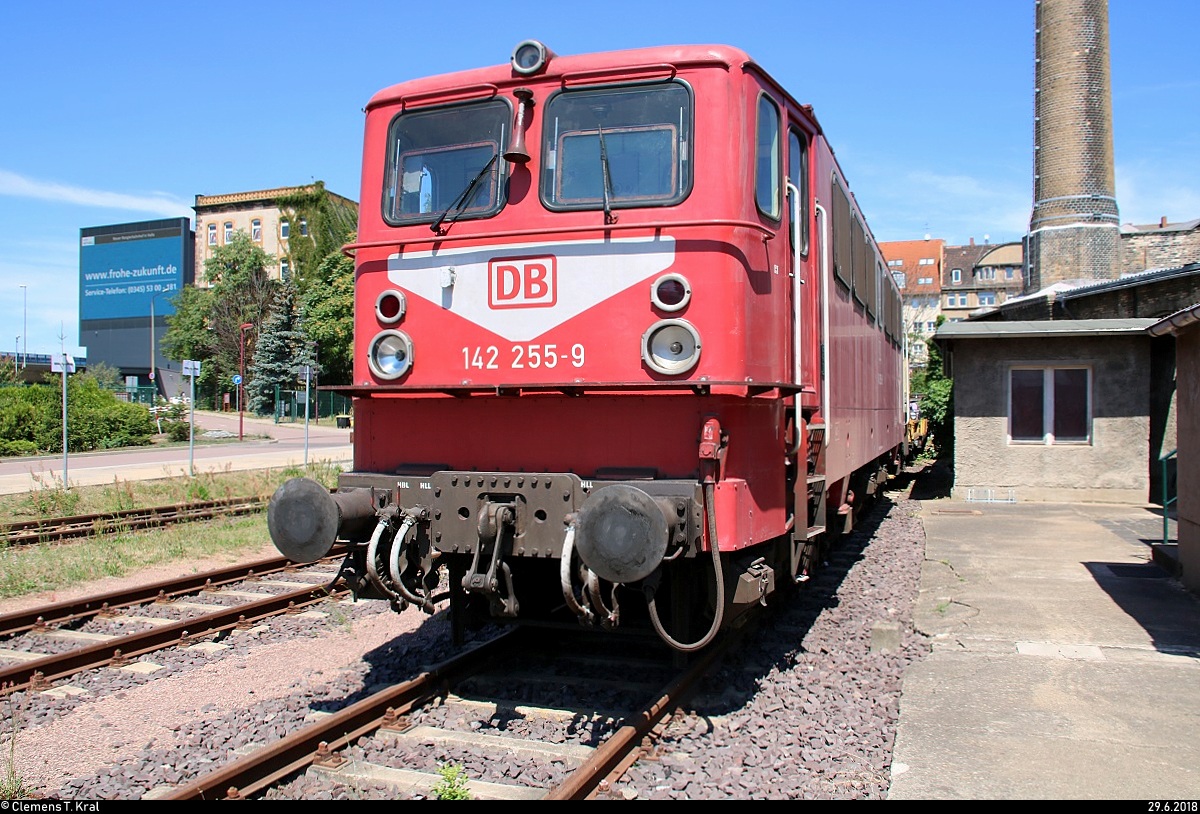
(1024, 0, 1121, 292)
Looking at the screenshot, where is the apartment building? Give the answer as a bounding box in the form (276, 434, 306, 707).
(193, 183, 357, 286)
(879, 238, 945, 366)
(942, 241, 1024, 321)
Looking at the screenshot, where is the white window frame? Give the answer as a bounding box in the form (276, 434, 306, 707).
(251, 218, 262, 242)
(281, 220, 290, 240)
(951, 268, 961, 284)
(224, 221, 234, 243)
(207, 223, 217, 246)
(1007, 365, 1092, 445)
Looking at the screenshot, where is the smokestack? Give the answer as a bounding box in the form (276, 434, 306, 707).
(1025, 0, 1121, 292)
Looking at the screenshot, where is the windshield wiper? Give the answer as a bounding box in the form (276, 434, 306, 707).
(597, 125, 617, 224)
(431, 153, 499, 234)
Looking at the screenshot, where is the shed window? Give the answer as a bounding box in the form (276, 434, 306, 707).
(1009, 367, 1090, 444)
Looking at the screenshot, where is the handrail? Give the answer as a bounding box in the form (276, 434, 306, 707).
(341, 217, 775, 257)
(1160, 448, 1177, 545)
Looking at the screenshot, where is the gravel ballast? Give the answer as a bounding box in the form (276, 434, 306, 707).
(2, 478, 931, 800)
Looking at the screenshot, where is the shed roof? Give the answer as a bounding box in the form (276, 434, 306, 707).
(1148, 303, 1200, 337)
(936, 318, 1155, 341)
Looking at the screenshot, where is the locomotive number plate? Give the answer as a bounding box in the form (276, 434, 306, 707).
(462, 343, 586, 370)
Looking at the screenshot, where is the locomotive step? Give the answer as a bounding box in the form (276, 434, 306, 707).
(806, 525, 826, 540)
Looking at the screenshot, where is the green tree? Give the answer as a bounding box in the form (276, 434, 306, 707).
(247, 283, 316, 415)
(910, 317, 953, 458)
(275, 182, 358, 291)
(163, 233, 277, 409)
(300, 242, 356, 385)
(161, 284, 217, 405)
(79, 360, 123, 390)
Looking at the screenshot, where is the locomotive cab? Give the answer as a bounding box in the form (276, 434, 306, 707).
(267, 40, 906, 653)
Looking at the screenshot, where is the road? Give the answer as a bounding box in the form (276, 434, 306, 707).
(0, 409, 353, 496)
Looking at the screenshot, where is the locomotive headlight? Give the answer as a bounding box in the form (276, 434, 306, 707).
(368, 330, 413, 379)
(641, 319, 701, 376)
(511, 39, 553, 75)
(375, 289, 407, 324)
(650, 273, 691, 312)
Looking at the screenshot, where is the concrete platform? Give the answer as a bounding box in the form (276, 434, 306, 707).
(888, 486, 1200, 800)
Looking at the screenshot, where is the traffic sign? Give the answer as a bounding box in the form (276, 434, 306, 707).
(51, 354, 76, 373)
(183, 359, 202, 377)
(232, 374, 243, 385)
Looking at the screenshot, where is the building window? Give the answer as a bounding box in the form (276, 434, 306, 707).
(918, 258, 935, 266)
(889, 259, 903, 267)
(207, 223, 217, 246)
(281, 220, 290, 240)
(952, 268, 961, 284)
(918, 276, 933, 285)
(224, 222, 233, 243)
(1005, 268, 1015, 280)
(978, 292, 996, 306)
(925, 321, 936, 332)
(298, 217, 309, 237)
(1009, 367, 1090, 444)
(251, 218, 262, 242)
(281, 259, 290, 281)
(892, 272, 906, 288)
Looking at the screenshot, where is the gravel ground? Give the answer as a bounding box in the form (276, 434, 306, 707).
(1, 469, 933, 800)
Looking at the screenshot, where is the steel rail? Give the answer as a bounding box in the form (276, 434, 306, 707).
(160, 628, 523, 800)
(0, 582, 342, 695)
(1, 496, 268, 546)
(0, 554, 301, 636)
(545, 630, 733, 800)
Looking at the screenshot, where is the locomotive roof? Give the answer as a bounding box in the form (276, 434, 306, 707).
(364, 42, 800, 115)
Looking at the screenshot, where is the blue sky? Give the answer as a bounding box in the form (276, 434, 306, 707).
(1, 0, 1196, 358)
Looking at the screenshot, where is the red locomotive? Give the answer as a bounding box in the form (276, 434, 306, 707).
(268, 41, 908, 652)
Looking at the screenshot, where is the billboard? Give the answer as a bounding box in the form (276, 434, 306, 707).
(79, 218, 194, 378)
(80, 219, 190, 321)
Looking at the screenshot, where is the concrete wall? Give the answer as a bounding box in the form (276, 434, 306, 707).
(1177, 326, 1199, 594)
(951, 334, 1150, 503)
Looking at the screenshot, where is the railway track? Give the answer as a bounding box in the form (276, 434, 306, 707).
(0, 495, 268, 546)
(0, 555, 346, 696)
(156, 625, 736, 801)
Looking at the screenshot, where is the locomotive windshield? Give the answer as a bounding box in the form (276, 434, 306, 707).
(541, 82, 691, 211)
(383, 99, 509, 226)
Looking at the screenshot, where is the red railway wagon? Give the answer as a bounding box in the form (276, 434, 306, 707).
(269, 41, 907, 652)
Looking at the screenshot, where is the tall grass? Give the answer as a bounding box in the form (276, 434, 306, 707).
(0, 462, 343, 600)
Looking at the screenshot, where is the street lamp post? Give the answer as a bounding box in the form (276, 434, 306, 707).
(19, 284, 27, 369)
(149, 290, 168, 397)
(239, 322, 253, 441)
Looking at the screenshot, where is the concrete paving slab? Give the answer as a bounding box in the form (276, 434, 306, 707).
(889, 493, 1200, 800)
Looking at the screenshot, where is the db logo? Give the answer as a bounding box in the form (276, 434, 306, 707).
(488, 256, 556, 309)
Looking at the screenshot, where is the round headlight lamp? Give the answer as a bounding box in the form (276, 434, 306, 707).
(641, 319, 701, 376)
(368, 330, 413, 380)
(375, 289, 406, 324)
(511, 40, 552, 76)
(650, 273, 691, 312)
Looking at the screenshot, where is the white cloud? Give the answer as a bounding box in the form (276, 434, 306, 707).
(1116, 161, 1200, 227)
(0, 169, 192, 219)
